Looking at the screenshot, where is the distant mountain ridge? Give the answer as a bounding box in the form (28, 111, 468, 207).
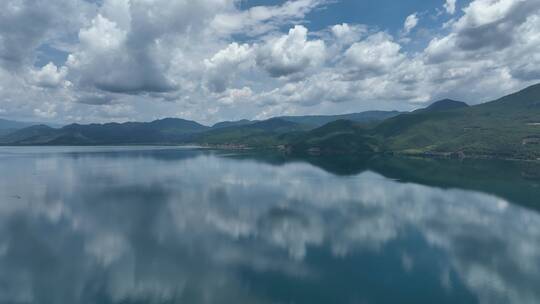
(415, 99, 469, 113)
(1, 118, 209, 145)
(0, 118, 62, 129)
(0, 110, 402, 145)
(212, 119, 253, 129)
(0, 118, 61, 137)
(0, 119, 34, 130)
(277, 111, 403, 127)
(2, 83, 540, 161)
(209, 111, 403, 129)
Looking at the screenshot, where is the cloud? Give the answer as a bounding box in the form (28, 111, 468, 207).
(0, 0, 94, 70)
(33, 102, 57, 118)
(63, 0, 328, 98)
(444, 0, 457, 14)
(453, 0, 540, 51)
(66, 11, 177, 94)
(253, 71, 356, 108)
(343, 32, 405, 79)
(421, 0, 540, 90)
(1, 0, 540, 124)
(28, 62, 69, 88)
(75, 92, 116, 105)
(424, 34, 458, 63)
(216, 87, 254, 105)
(211, 0, 329, 36)
(0, 153, 539, 303)
(256, 25, 326, 78)
(331, 23, 368, 46)
(404, 13, 419, 34)
(204, 43, 254, 93)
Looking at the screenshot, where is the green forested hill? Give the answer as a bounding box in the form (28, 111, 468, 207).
(374, 84, 540, 159)
(287, 120, 379, 154)
(286, 84, 540, 159)
(196, 118, 306, 147)
(413, 99, 469, 113)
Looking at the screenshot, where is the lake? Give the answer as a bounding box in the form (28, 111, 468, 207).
(0, 146, 539, 304)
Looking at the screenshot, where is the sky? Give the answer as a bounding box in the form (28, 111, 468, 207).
(0, 0, 539, 125)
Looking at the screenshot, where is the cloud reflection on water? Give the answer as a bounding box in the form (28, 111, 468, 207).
(0, 147, 538, 304)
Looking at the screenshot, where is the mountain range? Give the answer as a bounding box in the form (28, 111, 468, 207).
(0, 119, 61, 137)
(0, 110, 401, 146)
(1, 83, 539, 160)
(287, 84, 540, 159)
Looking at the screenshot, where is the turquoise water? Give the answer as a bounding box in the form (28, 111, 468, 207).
(0, 146, 538, 304)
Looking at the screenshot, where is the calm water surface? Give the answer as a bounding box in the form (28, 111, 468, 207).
(0, 146, 539, 304)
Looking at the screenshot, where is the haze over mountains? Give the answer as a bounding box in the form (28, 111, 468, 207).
(1, 83, 539, 160)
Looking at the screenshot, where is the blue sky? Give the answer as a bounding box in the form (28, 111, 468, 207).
(245, 0, 468, 31)
(0, 0, 539, 124)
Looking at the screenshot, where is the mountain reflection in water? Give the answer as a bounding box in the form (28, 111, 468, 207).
(0, 146, 538, 304)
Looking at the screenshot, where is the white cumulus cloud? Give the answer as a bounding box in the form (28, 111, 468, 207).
(256, 25, 326, 78)
(444, 0, 457, 14)
(404, 13, 419, 34)
(29, 62, 68, 88)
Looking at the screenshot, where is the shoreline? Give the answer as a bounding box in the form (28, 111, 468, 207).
(0, 144, 538, 163)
